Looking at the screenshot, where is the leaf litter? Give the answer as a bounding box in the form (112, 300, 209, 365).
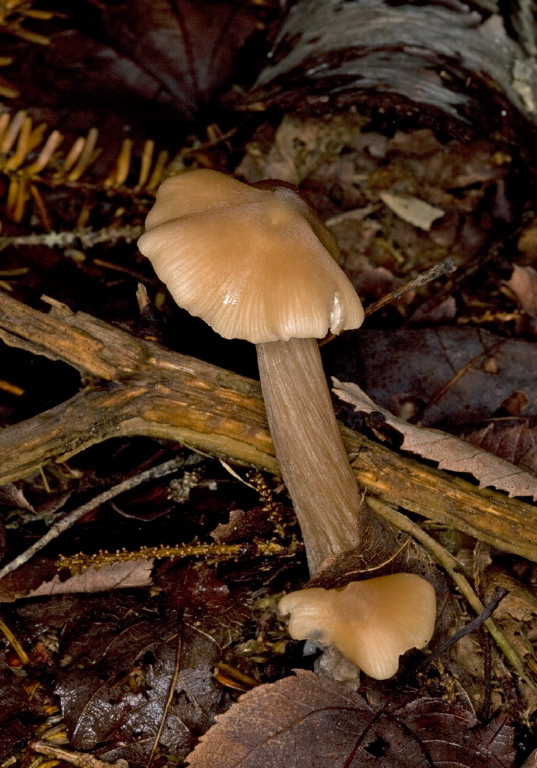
(58, 573, 250, 765)
(333, 327, 537, 428)
(461, 417, 537, 476)
(3, 58, 537, 767)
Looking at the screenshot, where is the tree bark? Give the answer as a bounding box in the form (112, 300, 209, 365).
(246, 0, 537, 156)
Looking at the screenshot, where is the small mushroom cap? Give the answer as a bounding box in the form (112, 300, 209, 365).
(138, 169, 365, 343)
(279, 573, 436, 680)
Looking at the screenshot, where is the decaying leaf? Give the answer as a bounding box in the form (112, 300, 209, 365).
(26, 560, 153, 597)
(461, 418, 537, 476)
(334, 379, 537, 500)
(379, 191, 445, 231)
(0, 654, 44, 756)
(335, 328, 537, 428)
(53, 584, 245, 765)
(187, 670, 515, 767)
(0, 483, 35, 513)
(505, 264, 537, 320)
(238, 113, 368, 185)
(101, 0, 263, 120)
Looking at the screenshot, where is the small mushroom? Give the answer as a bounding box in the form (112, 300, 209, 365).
(279, 574, 437, 680)
(138, 169, 365, 575)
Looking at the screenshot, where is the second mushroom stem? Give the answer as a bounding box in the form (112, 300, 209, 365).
(256, 337, 362, 575)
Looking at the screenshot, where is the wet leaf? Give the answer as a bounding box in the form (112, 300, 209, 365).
(187, 670, 515, 767)
(54, 589, 237, 765)
(334, 379, 537, 500)
(379, 191, 444, 231)
(0, 654, 44, 755)
(101, 0, 263, 120)
(336, 328, 537, 427)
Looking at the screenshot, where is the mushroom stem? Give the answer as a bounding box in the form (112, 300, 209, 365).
(257, 337, 361, 575)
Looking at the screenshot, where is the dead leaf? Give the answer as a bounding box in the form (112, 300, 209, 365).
(0, 654, 44, 756)
(0, 483, 35, 513)
(26, 560, 153, 597)
(102, 0, 262, 119)
(461, 418, 537, 476)
(243, 113, 367, 185)
(334, 379, 537, 500)
(379, 191, 444, 231)
(334, 328, 537, 427)
(211, 506, 280, 544)
(187, 669, 515, 767)
(505, 264, 537, 319)
(409, 296, 457, 324)
(31, 0, 262, 126)
(0, 556, 60, 602)
(348, 256, 402, 305)
(53, 585, 244, 765)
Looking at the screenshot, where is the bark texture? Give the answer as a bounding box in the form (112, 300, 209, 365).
(247, 0, 537, 151)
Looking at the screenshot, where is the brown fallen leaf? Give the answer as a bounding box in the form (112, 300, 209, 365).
(52, 581, 247, 766)
(0, 653, 45, 756)
(505, 264, 537, 320)
(461, 417, 537, 477)
(334, 328, 537, 428)
(187, 669, 515, 767)
(334, 379, 537, 500)
(102, 0, 264, 120)
(26, 560, 153, 597)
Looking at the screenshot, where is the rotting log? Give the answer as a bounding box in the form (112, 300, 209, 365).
(0, 290, 537, 562)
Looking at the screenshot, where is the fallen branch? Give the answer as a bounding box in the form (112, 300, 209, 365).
(0, 291, 536, 561)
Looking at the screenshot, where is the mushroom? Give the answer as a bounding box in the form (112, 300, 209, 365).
(278, 574, 436, 680)
(138, 169, 365, 574)
(138, 169, 437, 677)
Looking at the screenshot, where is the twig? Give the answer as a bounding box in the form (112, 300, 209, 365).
(0, 614, 29, 664)
(147, 623, 183, 768)
(367, 497, 537, 690)
(0, 456, 197, 582)
(424, 586, 508, 666)
(0, 225, 144, 249)
(365, 257, 456, 316)
(57, 538, 301, 570)
(30, 741, 128, 768)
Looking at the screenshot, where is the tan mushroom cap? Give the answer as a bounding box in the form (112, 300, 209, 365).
(138, 169, 365, 344)
(279, 573, 437, 680)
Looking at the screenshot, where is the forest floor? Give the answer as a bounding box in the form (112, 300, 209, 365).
(1, 2, 537, 767)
